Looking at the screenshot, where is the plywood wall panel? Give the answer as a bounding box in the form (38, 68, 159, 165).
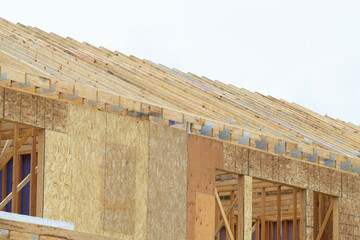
(309, 164, 320, 192)
(20, 93, 37, 125)
(284, 157, 297, 186)
(319, 167, 331, 194)
(236, 146, 249, 175)
(43, 130, 74, 223)
(104, 144, 136, 235)
(4, 88, 21, 122)
(187, 135, 221, 240)
(272, 155, 280, 182)
(249, 149, 261, 178)
(105, 113, 149, 240)
(148, 123, 187, 240)
(53, 100, 68, 132)
(44, 99, 54, 129)
(187, 135, 222, 195)
(223, 143, 236, 172)
(36, 96, 46, 128)
(298, 161, 309, 189)
(194, 192, 215, 240)
(44, 104, 106, 235)
(261, 152, 273, 180)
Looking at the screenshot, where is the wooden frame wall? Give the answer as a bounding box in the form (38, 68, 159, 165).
(0, 120, 44, 216)
(215, 173, 308, 240)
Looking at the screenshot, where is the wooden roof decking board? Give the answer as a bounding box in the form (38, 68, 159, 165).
(0, 18, 359, 172)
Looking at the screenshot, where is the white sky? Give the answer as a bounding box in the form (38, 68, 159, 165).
(2, 0, 359, 125)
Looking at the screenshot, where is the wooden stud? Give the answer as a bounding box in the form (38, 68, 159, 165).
(11, 124, 19, 213)
(256, 219, 260, 240)
(284, 220, 288, 240)
(332, 197, 339, 240)
(261, 187, 266, 240)
(36, 129, 45, 217)
(293, 188, 297, 240)
(30, 129, 37, 216)
(277, 186, 281, 240)
(270, 221, 273, 240)
(299, 190, 306, 240)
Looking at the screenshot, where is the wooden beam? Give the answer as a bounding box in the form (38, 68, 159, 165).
(293, 188, 297, 240)
(261, 187, 266, 240)
(277, 186, 281, 240)
(36, 129, 45, 217)
(316, 200, 334, 240)
(11, 124, 19, 213)
(215, 188, 234, 240)
(30, 129, 36, 216)
(332, 197, 339, 240)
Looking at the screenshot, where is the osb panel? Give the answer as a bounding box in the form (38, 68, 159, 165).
(4, 88, 21, 122)
(104, 144, 136, 235)
(319, 167, 331, 194)
(53, 100, 68, 132)
(248, 149, 261, 178)
(106, 112, 149, 240)
(194, 192, 215, 240)
(260, 152, 273, 180)
(147, 123, 187, 240)
(36, 96, 46, 127)
(272, 155, 280, 182)
(20, 92, 37, 125)
(44, 104, 106, 235)
(278, 156, 286, 183)
(43, 130, 74, 223)
(284, 158, 297, 186)
(236, 146, 249, 175)
(187, 135, 222, 195)
(308, 164, 320, 192)
(44, 98, 54, 129)
(1, 87, 68, 132)
(341, 172, 348, 199)
(297, 161, 309, 189)
(223, 143, 236, 172)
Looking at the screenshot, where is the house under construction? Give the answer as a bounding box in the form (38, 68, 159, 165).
(0, 18, 358, 240)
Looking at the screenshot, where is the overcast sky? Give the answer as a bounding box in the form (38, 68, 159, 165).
(2, 0, 359, 125)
